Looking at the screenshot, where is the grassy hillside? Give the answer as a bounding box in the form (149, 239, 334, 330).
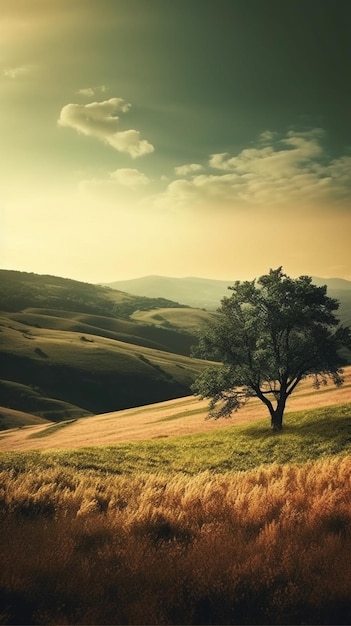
(1, 402, 351, 624)
(0, 405, 50, 430)
(7, 308, 198, 355)
(0, 315, 208, 422)
(1, 401, 350, 473)
(1, 366, 349, 452)
(0, 271, 212, 425)
(0, 269, 187, 317)
(131, 306, 216, 332)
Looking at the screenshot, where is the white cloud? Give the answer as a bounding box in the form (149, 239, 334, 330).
(106, 129, 154, 158)
(58, 97, 154, 158)
(155, 129, 350, 210)
(209, 130, 324, 178)
(109, 168, 150, 187)
(78, 167, 150, 202)
(77, 87, 95, 97)
(77, 85, 107, 97)
(174, 163, 202, 176)
(320, 155, 351, 185)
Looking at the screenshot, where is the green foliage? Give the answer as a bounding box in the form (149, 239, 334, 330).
(192, 267, 351, 429)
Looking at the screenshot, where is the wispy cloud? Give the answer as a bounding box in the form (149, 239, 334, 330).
(79, 168, 150, 201)
(77, 85, 107, 97)
(155, 129, 350, 210)
(3, 64, 37, 78)
(175, 163, 202, 176)
(58, 97, 154, 158)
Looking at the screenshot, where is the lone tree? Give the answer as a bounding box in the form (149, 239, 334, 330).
(191, 267, 350, 430)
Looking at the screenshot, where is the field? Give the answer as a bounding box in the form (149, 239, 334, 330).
(1, 366, 350, 452)
(1, 367, 351, 624)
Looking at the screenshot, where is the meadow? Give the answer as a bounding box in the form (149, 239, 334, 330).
(1, 270, 351, 624)
(1, 365, 350, 451)
(1, 395, 351, 624)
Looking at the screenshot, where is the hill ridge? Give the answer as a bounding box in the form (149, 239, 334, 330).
(104, 274, 351, 319)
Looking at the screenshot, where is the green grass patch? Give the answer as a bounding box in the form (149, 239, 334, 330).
(1, 402, 351, 476)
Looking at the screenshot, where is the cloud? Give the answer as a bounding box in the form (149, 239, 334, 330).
(78, 168, 150, 201)
(258, 130, 277, 143)
(209, 129, 324, 177)
(77, 87, 94, 97)
(155, 129, 351, 210)
(109, 168, 150, 187)
(77, 85, 107, 97)
(174, 163, 202, 176)
(3, 64, 37, 78)
(58, 97, 154, 158)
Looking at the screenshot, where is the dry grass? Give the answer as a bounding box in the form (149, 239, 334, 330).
(1, 366, 350, 452)
(1, 456, 351, 624)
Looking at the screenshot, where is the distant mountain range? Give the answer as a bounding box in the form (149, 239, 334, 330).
(104, 275, 351, 323)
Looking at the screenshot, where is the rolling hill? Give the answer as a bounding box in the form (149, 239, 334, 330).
(0, 270, 214, 427)
(1, 365, 350, 452)
(1, 269, 349, 430)
(105, 274, 351, 324)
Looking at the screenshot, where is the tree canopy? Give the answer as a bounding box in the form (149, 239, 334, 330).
(191, 268, 351, 430)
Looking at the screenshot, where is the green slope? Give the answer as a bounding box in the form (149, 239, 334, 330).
(1, 403, 350, 475)
(130, 307, 216, 333)
(0, 269, 187, 317)
(0, 404, 51, 430)
(0, 315, 208, 423)
(0, 271, 211, 425)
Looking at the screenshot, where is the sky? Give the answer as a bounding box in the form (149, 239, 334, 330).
(1, 0, 350, 283)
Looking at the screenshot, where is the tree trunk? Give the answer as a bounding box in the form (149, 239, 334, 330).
(271, 408, 283, 431)
(254, 384, 287, 431)
(270, 394, 286, 431)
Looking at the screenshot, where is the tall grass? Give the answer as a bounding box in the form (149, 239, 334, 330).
(1, 403, 351, 624)
(1, 453, 351, 624)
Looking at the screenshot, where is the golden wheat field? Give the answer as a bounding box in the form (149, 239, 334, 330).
(1, 366, 350, 451)
(1, 456, 351, 624)
(1, 368, 351, 624)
